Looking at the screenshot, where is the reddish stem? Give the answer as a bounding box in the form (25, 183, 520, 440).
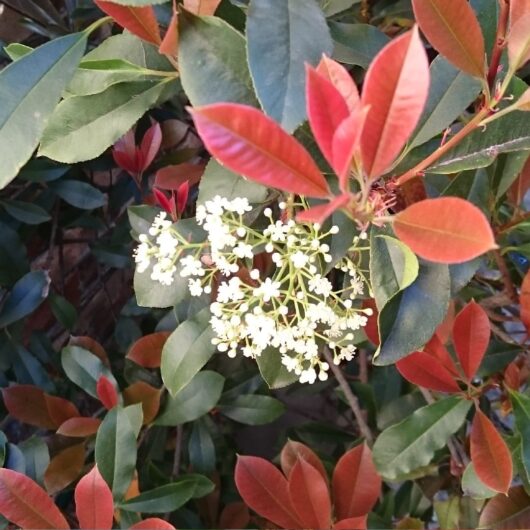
(487, 0, 510, 90)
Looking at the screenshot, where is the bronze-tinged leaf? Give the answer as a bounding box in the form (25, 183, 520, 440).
(45, 395, 80, 427)
(510, 0, 530, 27)
(57, 417, 101, 438)
(412, 0, 486, 78)
(44, 444, 85, 495)
(126, 331, 171, 368)
(280, 440, 328, 483)
(521, 269, 530, 333)
(218, 502, 250, 530)
(479, 486, 530, 529)
(183, 0, 221, 16)
(2, 385, 56, 429)
(508, 13, 530, 70)
(123, 381, 161, 424)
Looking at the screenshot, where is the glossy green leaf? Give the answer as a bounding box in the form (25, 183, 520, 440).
(369, 234, 419, 309)
(61, 345, 117, 398)
(256, 347, 299, 389)
(188, 418, 216, 474)
(161, 308, 216, 397)
(373, 261, 450, 365)
(218, 395, 285, 425)
(462, 462, 497, 499)
(247, 0, 332, 132)
(179, 11, 258, 107)
(3, 43, 33, 61)
(18, 437, 49, 486)
(320, 0, 359, 16)
(49, 295, 77, 330)
(1, 200, 51, 225)
(197, 159, 268, 206)
(51, 180, 107, 209)
(39, 79, 177, 163)
(373, 396, 471, 480)
(119, 475, 214, 512)
(156, 371, 224, 426)
(0, 32, 86, 189)
(0, 222, 29, 287)
(409, 56, 481, 149)
(0, 271, 50, 328)
(433, 497, 461, 530)
(329, 22, 390, 68)
(510, 391, 530, 484)
(494, 151, 530, 200)
(95, 406, 139, 501)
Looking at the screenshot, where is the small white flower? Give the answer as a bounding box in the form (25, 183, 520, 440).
(254, 278, 281, 302)
(291, 251, 309, 269)
(188, 279, 204, 297)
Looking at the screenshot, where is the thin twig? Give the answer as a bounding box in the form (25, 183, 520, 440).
(172, 425, 183, 478)
(323, 348, 373, 444)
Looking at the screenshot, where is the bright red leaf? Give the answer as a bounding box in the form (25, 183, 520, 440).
(280, 440, 328, 483)
(0, 469, 69, 529)
(130, 519, 177, 530)
(159, 3, 178, 57)
(393, 197, 497, 263)
(412, 0, 485, 78)
(396, 351, 461, 393)
(470, 409, 513, 494)
(75, 466, 113, 530)
(2, 385, 56, 430)
(360, 26, 429, 179)
(288, 458, 332, 529)
(235, 455, 302, 529)
(139, 122, 162, 171)
(362, 299, 380, 345)
(316, 56, 359, 111)
(521, 268, 530, 336)
(334, 516, 368, 530)
(95, 1, 161, 45)
(424, 333, 459, 377)
(96, 376, 119, 410)
(504, 362, 522, 391)
(452, 301, 490, 380)
(190, 104, 331, 198)
(127, 331, 171, 368)
(155, 163, 205, 190)
(332, 443, 381, 519)
(296, 194, 351, 225)
(183, 0, 221, 15)
(57, 417, 102, 438)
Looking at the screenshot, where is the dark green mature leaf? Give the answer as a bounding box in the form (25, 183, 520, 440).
(119, 475, 214, 512)
(329, 22, 390, 68)
(256, 347, 299, 389)
(0, 432, 6, 468)
(409, 56, 481, 149)
(8, 342, 53, 390)
(61, 345, 117, 398)
(449, 258, 482, 295)
(470, 0, 499, 60)
(95, 405, 140, 501)
(197, 159, 268, 205)
(494, 151, 530, 201)
(50, 180, 106, 209)
(156, 371, 224, 426)
(218, 395, 285, 425)
(369, 233, 419, 309)
(373, 396, 472, 480)
(128, 205, 159, 238)
(188, 418, 216, 474)
(320, 0, 359, 16)
(39, 79, 177, 163)
(0, 271, 50, 328)
(511, 391, 530, 484)
(179, 11, 258, 107)
(373, 261, 450, 365)
(0, 222, 29, 287)
(247, 0, 332, 132)
(1, 200, 51, 225)
(161, 308, 216, 396)
(0, 32, 86, 189)
(49, 294, 77, 330)
(19, 437, 49, 486)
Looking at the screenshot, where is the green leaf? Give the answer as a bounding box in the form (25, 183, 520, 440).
(19, 437, 49, 486)
(39, 79, 177, 163)
(161, 308, 216, 397)
(119, 475, 214, 513)
(409, 56, 481, 149)
(1, 199, 51, 225)
(156, 371, 224, 426)
(0, 271, 50, 328)
(377, 392, 427, 431)
(179, 11, 258, 107)
(510, 391, 530, 484)
(67, 34, 173, 97)
(95, 406, 139, 501)
(0, 222, 29, 287)
(49, 180, 106, 209)
(434, 497, 461, 530)
(3, 43, 33, 61)
(329, 22, 390, 68)
(373, 396, 472, 480)
(449, 258, 482, 295)
(256, 347, 299, 389)
(197, 159, 268, 205)
(373, 261, 450, 365)
(320, 0, 360, 16)
(17, 159, 69, 183)
(370, 234, 419, 309)
(0, 432, 6, 468)
(49, 294, 77, 330)
(247, 0, 332, 132)
(128, 205, 159, 238)
(462, 462, 497, 499)
(0, 32, 86, 189)
(218, 395, 285, 425)
(494, 151, 530, 200)
(61, 345, 117, 398)
(188, 418, 216, 474)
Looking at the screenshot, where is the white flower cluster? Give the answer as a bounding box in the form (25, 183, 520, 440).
(134, 197, 371, 384)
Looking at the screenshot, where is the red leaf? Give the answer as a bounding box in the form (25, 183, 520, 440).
(75, 466, 113, 530)
(362, 299, 379, 346)
(510, 0, 530, 26)
(159, 5, 178, 57)
(95, 1, 161, 45)
(509, 156, 530, 205)
(471, 409, 513, 494)
(155, 163, 205, 190)
(332, 106, 369, 187)
(96, 376, 119, 410)
(234, 455, 302, 529)
(183, 0, 221, 15)
(0, 469, 69, 529)
(57, 418, 101, 438)
(316, 56, 359, 111)
(2, 385, 56, 429)
(393, 197, 497, 263)
(424, 333, 459, 377)
(479, 486, 530, 529)
(306, 65, 350, 170)
(153, 188, 175, 217)
(130, 519, 177, 530)
(280, 440, 328, 483)
(296, 194, 351, 225)
(332, 443, 381, 519)
(176, 181, 190, 215)
(123, 382, 162, 425)
(521, 270, 530, 333)
(138, 122, 162, 172)
(508, 13, 530, 70)
(288, 458, 332, 529)
(45, 395, 80, 427)
(504, 362, 522, 391)
(190, 103, 331, 198)
(334, 516, 368, 530)
(452, 301, 490, 380)
(127, 331, 171, 368)
(113, 129, 139, 175)
(44, 444, 85, 495)
(219, 502, 250, 529)
(360, 26, 429, 179)
(412, 0, 485, 78)
(397, 351, 461, 392)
